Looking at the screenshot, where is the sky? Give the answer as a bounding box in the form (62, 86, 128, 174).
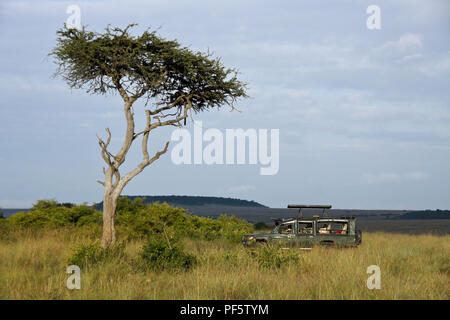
(0, 0, 449, 209)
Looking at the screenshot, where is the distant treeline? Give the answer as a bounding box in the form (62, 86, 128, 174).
(394, 210, 450, 220)
(94, 195, 267, 211)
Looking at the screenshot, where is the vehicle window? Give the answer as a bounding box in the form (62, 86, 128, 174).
(297, 222, 313, 234)
(317, 222, 348, 235)
(279, 223, 294, 234)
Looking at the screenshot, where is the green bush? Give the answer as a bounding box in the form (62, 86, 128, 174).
(7, 204, 100, 229)
(4, 198, 254, 243)
(140, 237, 197, 272)
(116, 197, 147, 214)
(67, 242, 126, 268)
(76, 210, 102, 226)
(116, 202, 188, 238)
(8, 210, 52, 228)
(117, 201, 254, 242)
(31, 199, 59, 211)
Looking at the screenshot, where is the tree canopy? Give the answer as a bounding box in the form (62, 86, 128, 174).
(50, 24, 247, 111)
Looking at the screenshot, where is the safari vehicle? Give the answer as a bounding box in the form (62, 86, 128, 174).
(242, 205, 362, 247)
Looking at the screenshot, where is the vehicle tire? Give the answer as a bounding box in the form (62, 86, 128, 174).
(320, 240, 335, 247)
(257, 240, 268, 246)
(355, 230, 362, 245)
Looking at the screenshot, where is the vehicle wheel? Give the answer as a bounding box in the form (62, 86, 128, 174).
(320, 240, 335, 247)
(256, 240, 268, 246)
(355, 230, 362, 245)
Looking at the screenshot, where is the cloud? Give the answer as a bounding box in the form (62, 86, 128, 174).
(227, 185, 256, 193)
(404, 171, 430, 181)
(370, 33, 426, 65)
(401, 53, 423, 62)
(362, 171, 430, 184)
(381, 33, 423, 54)
(0, 75, 66, 94)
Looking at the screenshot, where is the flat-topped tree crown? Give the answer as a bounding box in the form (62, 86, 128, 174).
(51, 24, 247, 110)
(50, 24, 248, 247)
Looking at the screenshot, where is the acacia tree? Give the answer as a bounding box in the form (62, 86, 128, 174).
(50, 24, 247, 247)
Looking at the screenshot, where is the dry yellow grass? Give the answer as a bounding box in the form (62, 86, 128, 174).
(0, 229, 448, 299)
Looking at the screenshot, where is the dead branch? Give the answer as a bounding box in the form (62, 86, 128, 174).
(96, 128, 113, 167)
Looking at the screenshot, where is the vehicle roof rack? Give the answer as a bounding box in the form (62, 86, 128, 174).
(287, 204, 332, 209)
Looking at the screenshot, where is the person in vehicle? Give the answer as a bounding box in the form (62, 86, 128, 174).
(319, 223, 331, 234)
(304, 223, 313, 234)
(335, 223, 348, 235)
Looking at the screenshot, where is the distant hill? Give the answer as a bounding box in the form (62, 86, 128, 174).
(392, 210, 450, 220)
(94, 195, 267, 210)
(2, 208, 30, 218)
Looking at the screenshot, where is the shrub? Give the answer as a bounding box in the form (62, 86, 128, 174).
(140, 237, 197, 272)
(117, 202, 188, 239)
(8, 210, 52, 228)
(7, 204, 102, 229)
(31, 199, 59, 211)
(76, 211, 102, 226)
(67, 205, 98, 224)
(117, 201, 254, 242)
(215, 215, 254, 242)
(67, 242, 126, 268)
(116, 197, 147, 215)
(5, 198, 254, 243)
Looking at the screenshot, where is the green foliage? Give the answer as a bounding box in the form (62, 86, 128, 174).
(8, 204, 98, 228)
(8, 210, 52, 228)
(248, 245, 301, 269)
(76, 211, 102, 226)
(4, 198, 254, 242)
(67, 242, 126, 268)
(50, 24, 247, 111)
(116, 202, 185, 238)
(0, 208, 4, 219)
(254, 221, 271, 230)
(140, 237, 197, 272)
(116, 201, 254, 242)
(68, 205, 99, 224)
(0, 219, 12, 241)
(116, 197, 147, 215)
(31, 199, 59, 211)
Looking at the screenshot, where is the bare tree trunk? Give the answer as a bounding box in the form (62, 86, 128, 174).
(96, 85, 188, 247)
(102, 190, 117, 247)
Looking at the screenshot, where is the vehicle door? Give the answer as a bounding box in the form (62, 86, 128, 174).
(276, 222, 296, 245)
(294, 220, 315, 247)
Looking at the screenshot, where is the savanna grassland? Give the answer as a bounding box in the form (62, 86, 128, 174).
(0, 200, 448, 300)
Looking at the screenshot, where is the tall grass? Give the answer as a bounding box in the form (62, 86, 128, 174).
(0, 229, 448, 299)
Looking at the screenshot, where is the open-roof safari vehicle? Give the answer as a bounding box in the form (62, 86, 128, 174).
(242, 205, 362, 247)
